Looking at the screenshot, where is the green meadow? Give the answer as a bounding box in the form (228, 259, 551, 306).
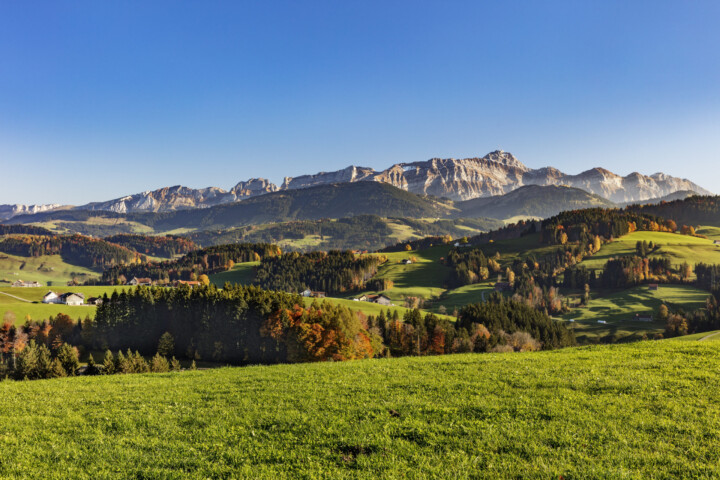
(0, 286, 131, 324)
(560, 283, 710, 341)
(209, 261, 259, 286)
(580, 231, 720, 271)
(1, 339, 719, 478)
(0, 253, 99, 286)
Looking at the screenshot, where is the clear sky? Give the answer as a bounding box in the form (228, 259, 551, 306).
(1, 1, 719, 205)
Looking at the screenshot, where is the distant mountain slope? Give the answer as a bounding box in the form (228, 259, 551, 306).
(9, 182, 456, 232)
(455, 185, 616, 219)
(0, 203, 64, 221)
(4, 151, 710, 217)
(620, 190, 697, 207)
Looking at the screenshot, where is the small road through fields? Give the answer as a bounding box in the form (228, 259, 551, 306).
(0, 291, 33, 303)
(698, 331, 720, 342)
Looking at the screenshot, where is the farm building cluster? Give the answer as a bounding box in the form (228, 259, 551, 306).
(355, 294, 393, 306)
(11, 280, 43, 288)
(42, 291, 102, 306)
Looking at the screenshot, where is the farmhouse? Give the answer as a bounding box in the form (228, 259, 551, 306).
(42, 291, 59, 304)
(634, 314, 654, 322)
(715, 240, 720, 245)
(301, 289, 312, 297)
(42, 291, 85, 305)
(366, 294, 392, 306)
(175, 280, 200, 287)
(59, 292, 85, 306)
(87, 297, 103, 306)
(648, 284, 659, 291)
(128, 277, 153, 286)
(11, 280, 42, 288)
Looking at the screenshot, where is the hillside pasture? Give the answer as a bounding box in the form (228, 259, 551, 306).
(580, 231, 720, 271)
(300, 296, 456, 323)
(362, 246, 452, 303)
(0, 253, 99, 286)
(0, 341, 719, 478)
(696, 225, 720, 241)
(434, 282, 497, 313)
(560, 284, 710, 341)
(0, 286, 131, 324)
(209, 261, 259, 287)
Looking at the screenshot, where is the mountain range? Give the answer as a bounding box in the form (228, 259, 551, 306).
(0, 150, 711, 221)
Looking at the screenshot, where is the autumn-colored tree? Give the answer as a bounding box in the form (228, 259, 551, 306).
(429, 326, 445, 355)
(198, 274, 210, 286)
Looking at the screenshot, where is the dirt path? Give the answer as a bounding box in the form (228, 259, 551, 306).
(0, 291, 33, 303)
(698, 331, 720, 342)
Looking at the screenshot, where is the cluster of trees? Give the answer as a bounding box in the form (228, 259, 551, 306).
(253, 251, 385, 295)
(661, 288, 720, 338)
(104, 234, 197, 258)
(0, 224, 54, 235)
(97, 243, 281, 284)
(93, 284, 300, 364)
(0, 234, 141, 270)
(540, 208, 673, 245)
(445, 248, 501, 288)
(628, 195, 720, 228)
(599, 256, 683, 288)
(0, 313, 87, 379)
(365, 296, 574, 356)
(695, 263, 720, 291)
(380, 235, 453, 253)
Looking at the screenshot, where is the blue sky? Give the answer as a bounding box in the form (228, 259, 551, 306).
(1, 1, 719, 205)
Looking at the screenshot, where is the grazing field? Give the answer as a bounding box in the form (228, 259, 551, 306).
(300, 296, 456, 323)
(0, 253, 99, 286)
(560, 284, 710, 342)
(696, 225, 720, 241)
(209, 261, 259, 286)
(1, 340, 720, 478)
(363, 246, 452, 303)
(580, 231, 720, 271)
(434, 281, 497, 313)
(0, 286, 131, 324)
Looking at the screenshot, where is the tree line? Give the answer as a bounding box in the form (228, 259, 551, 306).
(253, 250, 385, 295)
(0, 234, 141, 270)
(104, 234, 197, 258)
(96, 243, 281, 285)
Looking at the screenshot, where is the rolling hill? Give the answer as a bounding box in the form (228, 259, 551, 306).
(455, 184, 616, 219)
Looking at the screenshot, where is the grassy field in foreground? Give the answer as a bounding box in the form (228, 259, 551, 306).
(1, 341, 719, 478)
(560, 284, 710, 342)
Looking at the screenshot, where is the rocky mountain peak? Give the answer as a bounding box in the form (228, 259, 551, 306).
(4, 150, 711, 216)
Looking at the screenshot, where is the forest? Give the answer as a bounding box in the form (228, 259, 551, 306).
(0, 234, 141, 270)
(253, 250, 385, 295)
(104, 234, 197, 258)
(628, 195, 720, 228)
(97, 243, 281, 284)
